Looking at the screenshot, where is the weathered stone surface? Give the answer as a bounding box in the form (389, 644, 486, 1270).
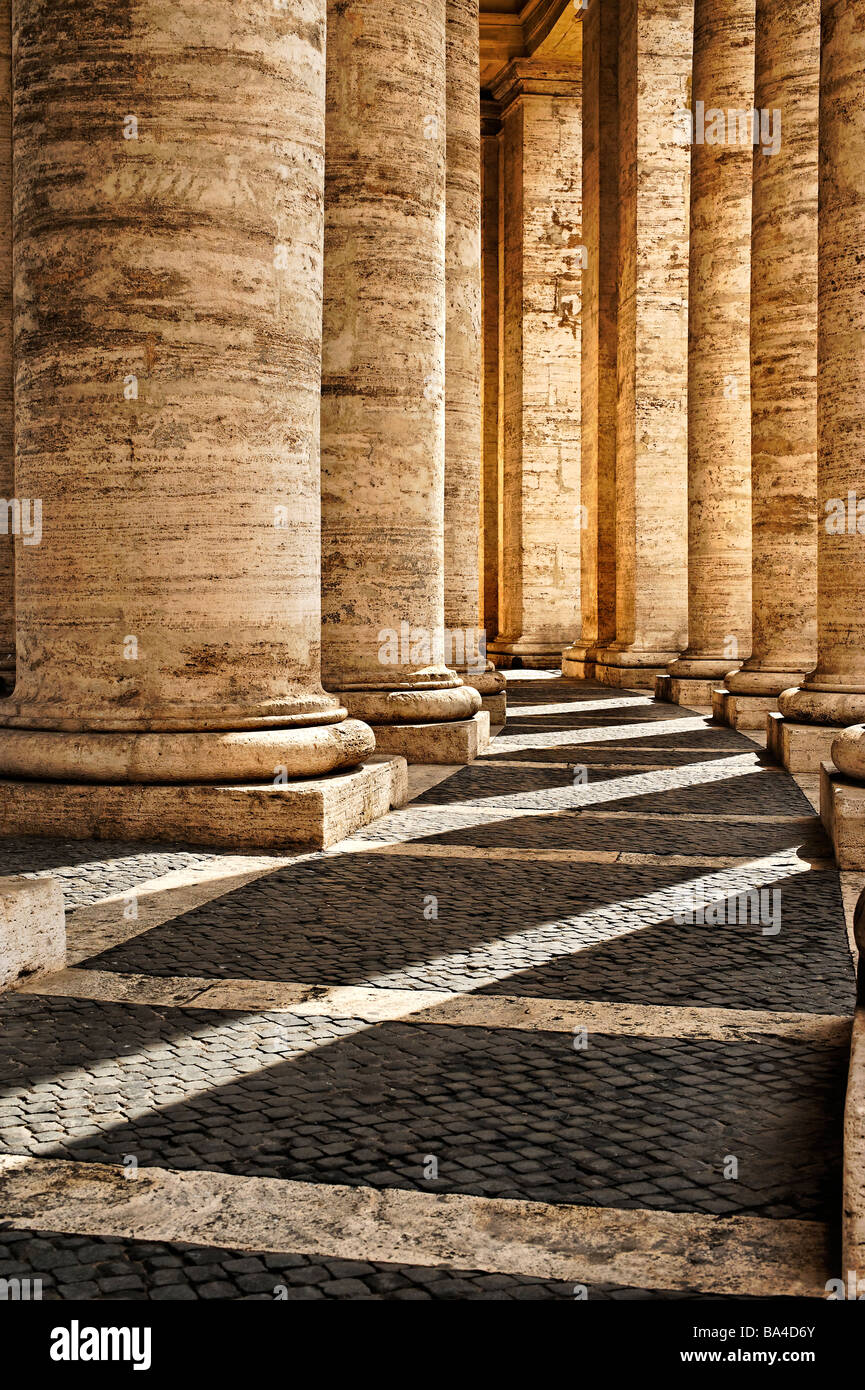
(481, 109, 501, 646)
(564, 0, 618, 680)
(668, 0, 754, 687)
(0, 1, 378, 842)
(778, 1, 865, 738)
(488, 60, 582, 670)
(0, 760, 402, 851)
(594, 0, 693, 686)
(0, 5, 11, 688)
(0, 875, 64, 991)
(320, 0, 474, 743)
(726, 0, 819, 702)
(767, 711, 838, 773)
(843, 1001, 865, 1279)
(444, 0, 487, 687)
(369, 711, 490, 766)
(713, 690, 779, 731)
(820, 762, 865, 872)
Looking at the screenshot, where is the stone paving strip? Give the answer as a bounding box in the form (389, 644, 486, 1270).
(0, 1156, 831, 1298)
(16, 969, 852, 1045)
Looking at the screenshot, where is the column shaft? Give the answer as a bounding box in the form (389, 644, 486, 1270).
(481, 112, 501, 646)
(0, 2, 11, 691)
(785, 0, 865, 762)
(563, 0, 619, 678)
(489, 60, 582, 670)
(444, 0, 503, 703)
(725, 0, 819, 710)
(594, 0, 693, 688)
(320, 0, 481, 741)
(0, 2, 376, 818)
(666, 0, 755, 698)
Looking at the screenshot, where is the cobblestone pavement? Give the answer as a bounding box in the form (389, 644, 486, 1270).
(0, 676, 856, 1299)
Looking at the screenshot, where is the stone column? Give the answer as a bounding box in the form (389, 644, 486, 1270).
(443, 0, 505, 721)
(487, 59, 582, 671)
(778, 0, 865, 792)
(0, 0, 395, 850)
(717, 0, 820, 730)
(0, 3, 11, 696)
(480, 106, 501, 653)
(320, 0, 484, 764)
(661, 0, 755, 707)
(563, 0, 619, 680)
(593, 0, 693, 689)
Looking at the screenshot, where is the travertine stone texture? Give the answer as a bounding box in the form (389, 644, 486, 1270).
(0, 5, 11, 685)
(713, 688, 778, 730)
(444, 9, 504, 703)
(820, 761, 865, 871)
(594, 0, 693, 687)
(320, 0, 477, 730)
(667, 0, 755, 690)
(369, 709, 490, 765)
(780, 1, 865, 756)
(481, 112, 501, 646)
(0, 876, 64, 992)
(767, 710, 838, 773)
(563, 0, 619, 679)
(0, 1, 376, 792)
(726, 0, 819, 704)
(488, 60, 582, 670)
(0, 760, 402, 850)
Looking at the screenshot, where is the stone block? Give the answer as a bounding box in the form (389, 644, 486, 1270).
(820, 760, 865, 869)
(370, 710, 490, 764)
(0, 877, 65, 991)
(0, 760, 403, 851)
(767, 713, 839, 772)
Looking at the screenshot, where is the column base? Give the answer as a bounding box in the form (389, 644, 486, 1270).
(488, 640, 568, 670)
(458, 667, 507, 724)
(593, 646, 682, 690)
(1, 876, 65, 992)
(766, 712, 840, 773)
(654, 675, 717, 707)
(712, 689, 780, 730)
(820, 761, 865, 870)
(370, 709, 490, 764)
(561, 646, 596, 679)
(0, 757, 407, 851)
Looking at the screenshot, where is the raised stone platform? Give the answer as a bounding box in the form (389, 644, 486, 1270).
(0, 876, 65, 992)
(480, 693, 507, 725)
(0, 758, 407, 851)
(767, 712, 840, 773)
(713, 689, 779, 730)
(820, 760, 865, 870)
(596, 664, 667, 691)
(370, 710, 489, 765)
(654, 675, 716, 707)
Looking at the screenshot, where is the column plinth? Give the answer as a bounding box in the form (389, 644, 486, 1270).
(0, 0, 397, 847)
(773, 0, 865, 787)
(320, 0, 484, 763)
(0, 5, 11, 693)
(663, 0, 755, 706)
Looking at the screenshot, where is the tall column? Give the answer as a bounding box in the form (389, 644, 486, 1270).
(0, 0, 389, 850)
(488, 59, 582, 671)
(320, 0, 483, 765)
(563, 0, 619, 679)
(718, 0, 820, 730)
(480, 106, 501, 651)
(0, 3, 11, 695)
(662, 0, 755, 706)
(776, 0, 865, 784)
(593, 0, 693, 689)
(443, 0, 505, 719)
